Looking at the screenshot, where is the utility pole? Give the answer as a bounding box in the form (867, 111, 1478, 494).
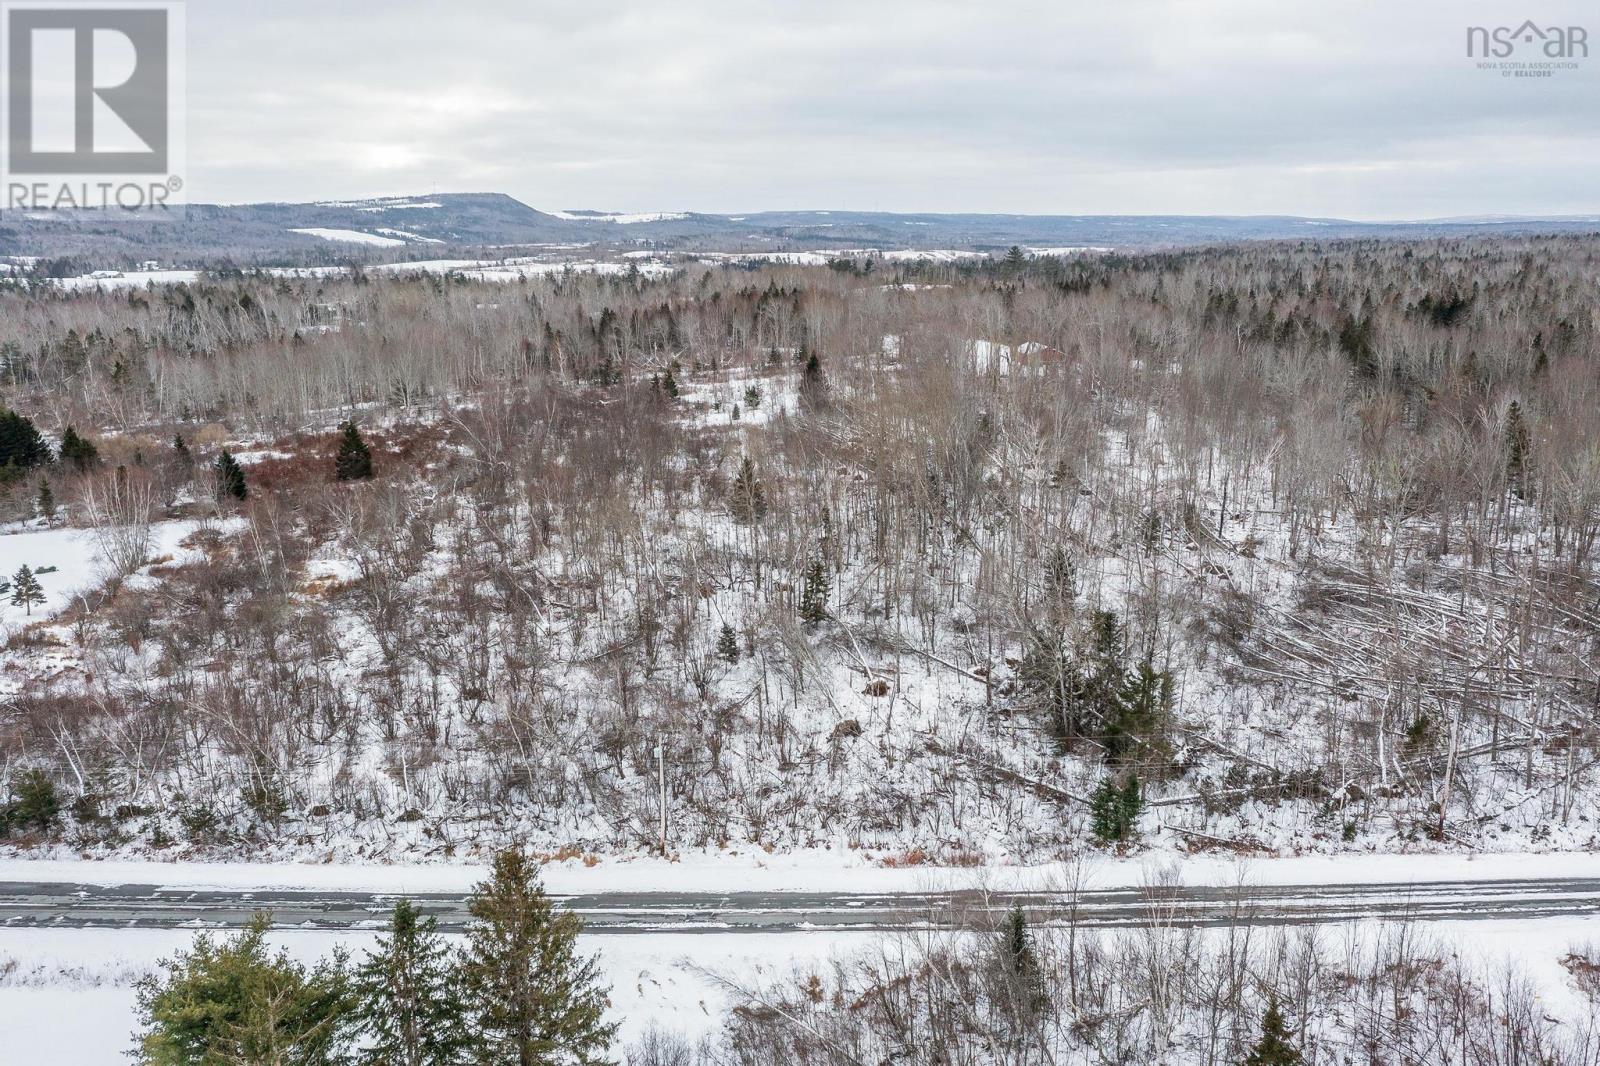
(655, 737, 667, 855)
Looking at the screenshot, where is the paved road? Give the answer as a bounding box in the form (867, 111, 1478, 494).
(0, 878, 1594, 933)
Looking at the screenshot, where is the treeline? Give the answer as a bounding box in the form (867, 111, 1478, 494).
(0, 234, 1596, 861)
(134, 849, 615, 1066)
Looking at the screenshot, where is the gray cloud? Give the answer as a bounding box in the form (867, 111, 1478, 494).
(185, 0, 1600, 218)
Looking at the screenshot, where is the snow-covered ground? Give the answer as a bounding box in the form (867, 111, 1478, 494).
(1, 913, 1593, 1064)
(289, 227, 408, 247)
(0, 518, 227, 633)
(546, 209, 691, 224)
(1, 849, 1596, 896)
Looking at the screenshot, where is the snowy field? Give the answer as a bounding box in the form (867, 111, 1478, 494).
(0, 519, 228, 634)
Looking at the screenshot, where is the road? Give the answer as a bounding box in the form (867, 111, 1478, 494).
(0, 877, 1594, 933)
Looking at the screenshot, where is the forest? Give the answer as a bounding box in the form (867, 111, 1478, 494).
(0, 235, 1596, 866)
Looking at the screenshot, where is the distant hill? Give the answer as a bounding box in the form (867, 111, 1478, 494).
(1, 192, 1596, 267)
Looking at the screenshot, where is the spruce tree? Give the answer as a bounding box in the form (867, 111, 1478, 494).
(461, 850, 616, 1066)
(172, 433, 192, 467)
(998, 905, 1047, 1019)
(1242, 998, 1303, 1066)
(58, 425, 98, 471)
(1505, 400, 1531, 500)
(354, 899, 470, 1066)
(216, 448, 248, 501)
(9, 565, 44, 616)
(798, 559, 830, 625)
(36, 477, 54, 522)
(716, 623, 740, 665)
(136, 912, 352, 1066)
(1090, 773, 1142, 844)
(0, 408, 50, 471)
(334, 421, 374, 482)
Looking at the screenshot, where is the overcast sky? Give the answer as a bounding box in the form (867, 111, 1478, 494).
(186, 0, 1598, 219)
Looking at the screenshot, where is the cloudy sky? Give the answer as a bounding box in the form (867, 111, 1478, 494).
(186, 0, 1598, 218)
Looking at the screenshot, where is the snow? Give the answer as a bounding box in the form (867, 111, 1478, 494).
(289, 228, 408, 247)
(0, 519, 225, 633)
(315, 198, 442, 211)
(0, 924, 870, 1064)
(373, 227, 444, 243)
(2, 849, 1596, 897)
(370, 256, 673, 281)
(0, 913, 1595, 1064)
(1026, 245, 1113, 255)
(547, 210, 690, 224)
(52, 268, 201, 290)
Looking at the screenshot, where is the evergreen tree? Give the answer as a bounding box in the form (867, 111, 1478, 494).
(36, 477, 54, 521)
(58, 425, 98, 471)
(799, 350, 828, 409)
(1242, 998, 1303, 1066)
(216, 448, 248, 501)
(0, 408, 50, 471)
(1505, 400, 1531, 500)
(334, 421, 374, 482)
(461, 850, 616, 1066)
(354, 900, 470, 1066)
(1105, 657, 1174, 766)
(135, 912, 352, 1066)
(660, 368, 678, 399)
(1090, 773, 1142, 844)
(5, 769, 60, 834)
(1004, 245, 1027, 273)
(798, 558, 830, 625)
(716, 623, 740, 665)
(997, 905, 1048, 1021)
(728, 456, 766, 524)
(173, 433, 192, 467)
(9, 565, 44, 616)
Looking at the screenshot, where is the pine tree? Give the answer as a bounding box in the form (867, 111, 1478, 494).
(798, 558, 830, 625)
(354, 899, 470, 1066)
(36, 477, 54, 522)
(58, 425, 98, 471)
(9, 565, 44, 616)
(1242, 998, 1303, 1066)
(716, 623, 740, 665)
(215, 448, 248, 501)
(461, 850, 617, 1066)
(0, 408, 50, 471)
(660, 368, 678, 399)
(728, 456, 766, 524)
(334, 421, 374, 482)
(172, 433, 192, 467)
(1004, 245, 1027, 272)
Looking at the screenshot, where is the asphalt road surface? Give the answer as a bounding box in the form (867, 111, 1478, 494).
(0, 877, 1594, 933)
